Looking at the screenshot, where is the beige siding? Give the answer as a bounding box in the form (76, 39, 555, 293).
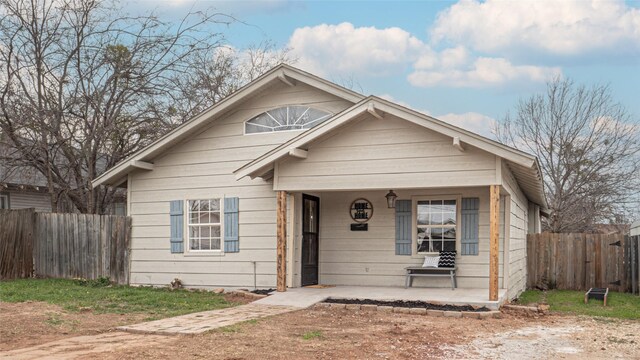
(5, 191, 51, 212)
(299, 188, 506, 289)
(275, 115, 498, 191)
(127, 81, 353, 289)
(502, 163, 529, 300)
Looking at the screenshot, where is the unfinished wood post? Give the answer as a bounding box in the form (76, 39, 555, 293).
(276, 191, 287, 292)
(489, 185, 500, 301)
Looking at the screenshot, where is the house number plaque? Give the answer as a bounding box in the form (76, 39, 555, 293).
(350, 198, 373, 223)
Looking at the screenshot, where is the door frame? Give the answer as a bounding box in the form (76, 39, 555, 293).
(301, 193, 320, 286)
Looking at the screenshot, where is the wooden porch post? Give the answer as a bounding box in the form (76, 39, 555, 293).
(276, 191, 287, 292)
(489, 185, 500, 301)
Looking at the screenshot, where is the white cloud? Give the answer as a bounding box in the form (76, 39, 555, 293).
(431, 0, 640, 56)
(288, 22, 429, 76)
(409, 57, 561, 88)
(287, 23, 562, 88)
(436, 112, 497, 138)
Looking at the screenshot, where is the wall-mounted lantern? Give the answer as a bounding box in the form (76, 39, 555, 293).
(385, 190, 397, 209)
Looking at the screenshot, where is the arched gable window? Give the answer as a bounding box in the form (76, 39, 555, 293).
(245, 105, 332, 134)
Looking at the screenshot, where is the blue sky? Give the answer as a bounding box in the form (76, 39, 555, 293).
(131, 0, 640, 137)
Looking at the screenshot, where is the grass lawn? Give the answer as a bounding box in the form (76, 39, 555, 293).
(0, 278, 238, 319)
(518, 289, 640, 320)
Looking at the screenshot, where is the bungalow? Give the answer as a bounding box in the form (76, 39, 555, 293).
(93, 64, 546, 303)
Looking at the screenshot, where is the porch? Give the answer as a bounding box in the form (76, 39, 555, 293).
(276, 187, 507, 302)
(256, 286, 508, 310)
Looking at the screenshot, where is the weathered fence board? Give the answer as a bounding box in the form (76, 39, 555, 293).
(0, 209, 36, 279)
(0, 210, 130, 284)
(527, 233, 636, 293)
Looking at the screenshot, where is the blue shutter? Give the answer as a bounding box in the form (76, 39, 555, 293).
(170, 200, 184, 253)
(224, 197, 239, 253)
(395, 200, 412, 255)
(461, 198, 479, 255)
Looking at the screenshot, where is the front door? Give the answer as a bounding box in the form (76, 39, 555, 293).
(301, 194, 320, 286)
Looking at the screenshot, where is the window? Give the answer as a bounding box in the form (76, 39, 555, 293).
(187, 199, 221, 251)
(0, 194, 8, 209)
(416, 199, 457, 253)
(245, 105, 332, 134)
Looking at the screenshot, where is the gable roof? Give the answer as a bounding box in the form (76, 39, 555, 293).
(234, 96, 547, 208)
(91, 64, 365, 188)
(92, 63, 547, 209)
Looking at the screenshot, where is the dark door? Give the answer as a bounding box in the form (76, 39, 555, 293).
(301, 194, 320, 286)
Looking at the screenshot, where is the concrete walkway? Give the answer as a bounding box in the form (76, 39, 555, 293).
(117, 303, 299, 335)
(255, 286, 507, 310)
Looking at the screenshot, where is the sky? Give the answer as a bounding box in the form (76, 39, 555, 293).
(129, 0, 640, 137)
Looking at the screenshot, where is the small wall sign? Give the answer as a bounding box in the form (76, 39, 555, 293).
(350, 198, 373, 223)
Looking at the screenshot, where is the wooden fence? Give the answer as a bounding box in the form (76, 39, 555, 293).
(0, 209, 36, 279)
(527, 233, 639, 293)
(0, 209, 131, 284)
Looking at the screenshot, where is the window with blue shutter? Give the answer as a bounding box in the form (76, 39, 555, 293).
(395, 200, 412, 255)
(170, 200, 184, 253)
(461, 197, 479, 255)
(224, 197, 239, 253)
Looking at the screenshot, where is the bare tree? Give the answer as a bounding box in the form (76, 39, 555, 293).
(496, 77, 640, 233)
(0, 0, 290, 214)
(168, 40, 294, 122)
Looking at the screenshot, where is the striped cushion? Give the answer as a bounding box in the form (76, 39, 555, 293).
(438, 251, 456, 268)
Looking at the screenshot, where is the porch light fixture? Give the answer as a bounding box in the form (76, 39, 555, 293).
(385, 190, 398, 208)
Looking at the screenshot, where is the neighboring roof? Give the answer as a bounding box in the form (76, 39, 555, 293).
(0, 134, 48, 190)
(234, 96, 548, 208)
(91, 64, 365, 188)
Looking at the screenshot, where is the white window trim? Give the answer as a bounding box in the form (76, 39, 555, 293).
(184, 198, 224, 254)
(243, 105, 334, 135)
(411, 195, 462, 257)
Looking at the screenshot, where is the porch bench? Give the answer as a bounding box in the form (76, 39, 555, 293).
(405, 266, 457, 290)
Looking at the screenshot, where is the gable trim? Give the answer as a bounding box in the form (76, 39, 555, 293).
(91, 64, 364, 188)
(234, 96, 547, 208)
(235, 96, 536, 178)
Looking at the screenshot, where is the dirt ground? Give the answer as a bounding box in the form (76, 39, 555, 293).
(1, 302, 639, 359)
(0, 294, 251, 352)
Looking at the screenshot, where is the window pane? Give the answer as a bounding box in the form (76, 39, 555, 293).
(209, 212, 220, 224)
(190, 238, 200, 250)
(443, 212, 456, 225)
(417, 201, 430, 225)
(200, 238, 211, 250)
(443, 227, 456, 240)
(189, 200, 199, 211)
(211, 238, 221, 250)
(200, 200, 209, 211)
(443, 241, 456, 252)
(189, 212, 198, 224)
(198, 212, 209, 224)
(246, 106, 332, 134)
(189, 226, 199, 239)
(211, 225, 221, 237)
(200, 226, 211, 238)
(430, 211, 444, 226)
(210, 199, 220, 211)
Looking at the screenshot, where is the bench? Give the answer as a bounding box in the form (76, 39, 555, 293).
(405, 266, 457, 290)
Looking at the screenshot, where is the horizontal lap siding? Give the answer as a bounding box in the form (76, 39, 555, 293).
(7, 191, 52, 212)
(128, 82, 353, 289)
(318, 189, 505, 289)
(275, 115, 497, 191)
(502, 163, 529, 300)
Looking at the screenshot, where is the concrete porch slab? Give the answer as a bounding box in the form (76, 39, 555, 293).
(254, 286, 508, 310)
